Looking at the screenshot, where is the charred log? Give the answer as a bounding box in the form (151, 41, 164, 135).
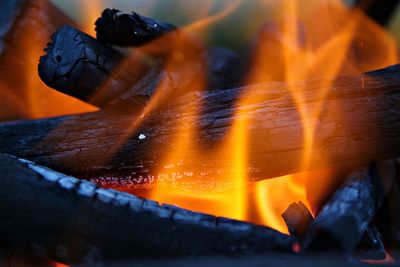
(95, 8, 177, 47)
(0, 153, 294, 263)
(38, 25, 150, 108)
(302, 160, 395, 255)
(39, 24, 242, 109)
(282, 201, 386, 260)
(3, 65, 400, 188)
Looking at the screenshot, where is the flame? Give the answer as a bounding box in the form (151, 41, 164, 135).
(144, 0, 398, 233)
(0, 0, 96, 121)
(3, 0, 397, 234)
(80, 0, 104, 36)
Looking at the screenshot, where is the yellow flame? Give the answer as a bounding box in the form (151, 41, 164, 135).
(80, 0, 104, 36)
(10, 0, 397, 233)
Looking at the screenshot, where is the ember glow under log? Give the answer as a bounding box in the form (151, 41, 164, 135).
(0, 153, 293, 263)
(1, 65, 400, 188)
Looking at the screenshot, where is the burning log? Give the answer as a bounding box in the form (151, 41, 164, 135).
(95, 8, 177, 47)
(302, 160, 395, 255)
(39, 25, 242, 109)
(0, 153, 294, 263)
(282, 200, 387, 259)
(2, 65, 400, 187)
(39, 25, 151, 108)
(0, 66, 400, 184)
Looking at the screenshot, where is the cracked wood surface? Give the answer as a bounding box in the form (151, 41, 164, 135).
(0, 153, 293, 263)
(302, 160, 395, 255)
(1, 65, 400, 189)
(39, 25, 150, 108)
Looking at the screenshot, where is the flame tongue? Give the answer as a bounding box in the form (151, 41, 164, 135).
(141, 0, 398, 233)
(2, 0, 397, 233)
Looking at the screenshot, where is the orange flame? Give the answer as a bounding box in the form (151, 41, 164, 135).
(80, 0, 104, 36)
(145, 0, 398, 233)
(3, 0, 397, 234)
(0, 0, 96, 121)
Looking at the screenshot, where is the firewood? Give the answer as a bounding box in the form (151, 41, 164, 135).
(39, 25, 242, 109)
(38, 25, 150, 108)
(2, 65, 400, 188)
(95, 8, 177, 47)
(0, 153, 294, 263)
(282, 201, 386, 260)
(302, 160, 395, 255)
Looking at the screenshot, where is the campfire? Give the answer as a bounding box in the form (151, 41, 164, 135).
(0, 0, 400, 265)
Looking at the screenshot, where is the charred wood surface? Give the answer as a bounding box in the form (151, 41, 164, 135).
(38, 25, 150, 108)
(95, 8, 177, 47)
(281, 201, 314, 237)
(3, 65, 400, 188)
(302, 160, 395, 255)
(0, 153, 294, 263)
(39, 25, 242, 109)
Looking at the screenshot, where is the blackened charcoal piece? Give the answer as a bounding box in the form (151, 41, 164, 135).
(95, 8, 177, 46)
(282, 201, 314, 237)
(38, 26, 148, 107)
(302, 161, 395, 255)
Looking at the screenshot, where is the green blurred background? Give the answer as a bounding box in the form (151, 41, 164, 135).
(49, 0, 400, 49)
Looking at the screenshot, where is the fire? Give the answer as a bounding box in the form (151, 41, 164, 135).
(145, 0, 398, 233)
(0, 0, 96, 121)
(80, 0, 104, 36)
(3, 0, 397, 234)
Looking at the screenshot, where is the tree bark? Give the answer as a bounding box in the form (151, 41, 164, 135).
(1, 65, 400, 188)
(0, 153, 293, 263)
